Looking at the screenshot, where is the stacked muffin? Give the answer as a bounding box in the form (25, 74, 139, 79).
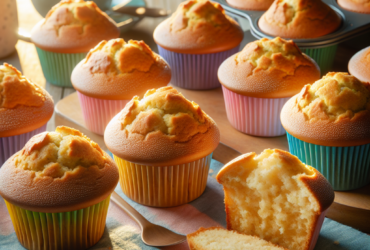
(71, 38, 171, 135)
(31, 0, 119, 87)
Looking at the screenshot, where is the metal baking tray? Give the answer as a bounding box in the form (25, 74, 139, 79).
(215, 0, 370, 48)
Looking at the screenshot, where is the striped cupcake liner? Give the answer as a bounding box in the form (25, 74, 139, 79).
(222, 86, 290, 137)
(157, 46, 240, 90)
(287, 133, 370, 190)
(113, 153, 212, 207)
(0, 124, 47, 167)
(77, 91, 129, 135)
(301, 45, 337, 76)
(36, 47, 87, 88)
(4, 196, 110, 250)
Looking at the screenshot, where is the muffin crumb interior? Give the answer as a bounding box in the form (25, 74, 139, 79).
(0, 63, 45, 109)
(14, 126, 107, 178)
(84, 39, 157, 75)
(119, 87, 211, 142)
(297, 72, 370, 121)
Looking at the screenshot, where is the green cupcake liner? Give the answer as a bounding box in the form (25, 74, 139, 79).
(287, 133, 370, 190)
(5, 196, 110, 250)
(36, 47, 87, 87)
(301, 45, 338, 76)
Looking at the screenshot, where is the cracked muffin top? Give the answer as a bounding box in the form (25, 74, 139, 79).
(0, 63, 54, 137)
(71, 39, 171, 100)
(281, 72, 370, 146)
(338, 0, 370, 13)
(258, 0, 341, 38)
(104, 86, 220, 165)
(153, 0, 243, 54)
(31, 0, 119, 53)
(0, 126, 119, 212)
(218, 37, 320, 98)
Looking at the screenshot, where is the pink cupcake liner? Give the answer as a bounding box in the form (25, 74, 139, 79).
(158, 46, 240, 90)
(222, 86, 290, 137)
(77, 91, 130, 135)
(0, 124, 47, 166)
(309, 209, 328, 250)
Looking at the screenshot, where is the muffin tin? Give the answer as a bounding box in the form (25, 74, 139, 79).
(215, 0, 370, 48)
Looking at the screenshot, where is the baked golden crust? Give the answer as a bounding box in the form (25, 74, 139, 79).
(187, 227, 288, 250)
(31, 0, 119, 53)
(0, 126, 119, 213)
(281, 72, 370, 146)
(338, 0, 370, 13)
(349, 46, 370, 83)
(226, 0, 274, 10)
(0, 64, 54, 137)
(218, 37, 320, 98)
(258, 0, 341, 38)
(104, 86, 220, 166)
(153, 0, 243, 54)
(216, 149, 334, 250)
(71, 39, 171, 100)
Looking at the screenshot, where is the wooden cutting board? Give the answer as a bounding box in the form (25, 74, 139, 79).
(55, 88, 370, 233)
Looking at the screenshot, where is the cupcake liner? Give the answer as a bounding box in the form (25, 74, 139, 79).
(157, 46, 240, 90)
(222, 86, 290, 137)
(301, 45, 337, 75)
(0, 124, 47, 167)
(309, 209, 328, 250)
(113, 153, 212, 207)
(36, 47, 87, 88)
(77, 92, 129, 135)
(4, 196, 110, 250)
(287, 133, 370, 190)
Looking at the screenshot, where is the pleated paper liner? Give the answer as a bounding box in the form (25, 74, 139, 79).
(157, 46, 239, 90)
(287, 133, 370, 191)
(77, 92, 129, 136)
(114, 153, 212, 207)
(301, 45, 337, 76)
(36, 47, 87, 88)
(5, 196, 110, 250)
(0, 124, 46, 167)
(222, 86, 290, 137)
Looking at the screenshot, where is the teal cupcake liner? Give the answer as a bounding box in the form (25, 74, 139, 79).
(36, 47, 87, 87)
(287, 133, 370, 190)
(301, 45, 338, 76)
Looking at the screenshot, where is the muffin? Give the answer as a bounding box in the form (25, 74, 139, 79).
(281, 72, 370, 190)
(216, 149, 334, 250)
(218, 37, 320, 137)
(258, 0, 341, 74)
(187, 227, 288, 250)
(348, 46, 370, 83)
(226, 0, 274, 11)
(0, 63, 54, 166)
(105, 86, 220, 207)
(0, 126, 119, 250)
(338, 0, 370, 13)
(153, 0, 243, 90)
(71, 38, 171, 135)
(31, 0, 119, 87)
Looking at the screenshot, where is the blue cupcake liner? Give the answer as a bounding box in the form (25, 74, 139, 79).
(287, 133, 370, 190)
(157, 46, 239, 90)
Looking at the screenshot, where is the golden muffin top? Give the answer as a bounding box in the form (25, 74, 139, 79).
(15, 126, 108, 178)
(153, 0, 243, 54)
(105, 86, 220, 165)
(258, 0, 341, 38)
(0, 64, 54, 137)
(349, 46, 370, 83)
(297, 72, 370, 121)
(338, 0, 370, 13)
(0, 126, 119, 212)
(218, 37, 320, 98)
(71, 39, 171, 100)
(281, 72, 370, 146)
(31, 0, 119, 53)
(0, 63, 45, 109)
(226, 0, 274, 11)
